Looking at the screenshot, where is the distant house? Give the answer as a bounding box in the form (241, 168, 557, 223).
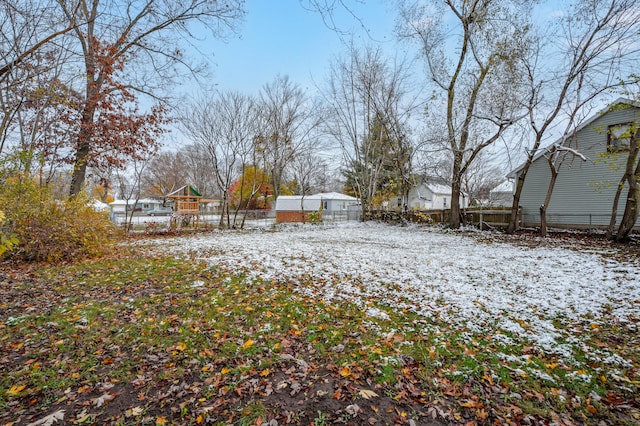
(407, 182, 469, 210)
(507, 98, 640, 229)
(488, 181, 513, 207)
(314, 192, 359, 213)
(109, 198, 165, 216)
(274, 192, 359, 223)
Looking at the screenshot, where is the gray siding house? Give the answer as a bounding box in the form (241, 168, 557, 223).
(507, 98, 640, 229)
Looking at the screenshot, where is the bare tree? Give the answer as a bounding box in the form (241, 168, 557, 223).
(398, 0, 531, 228)
(0, 0, 78, 159)
(257, 75, 322, 198)
(506, 0, 640, 233)
(142, 150, 189, 197)
(182, 91, 258, 228)
(114, 148, 157, 232)
(0, 0, 77, 82)
(460, 151, 505, 206)
(288, 146, 327, 222)
(322, 44, 416, 219)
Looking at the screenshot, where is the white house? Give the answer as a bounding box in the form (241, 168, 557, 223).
(488, 181, 514, 207)
(407, 183, 469, 210)
(314, 192, 359, 213)
(507, 98, 640, 229)
(109, 198, 167, 216)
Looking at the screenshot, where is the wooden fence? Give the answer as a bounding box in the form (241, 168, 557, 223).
(368, 207, 518, 229)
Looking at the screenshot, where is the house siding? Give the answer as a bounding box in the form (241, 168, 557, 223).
(516, 105, 640, 228)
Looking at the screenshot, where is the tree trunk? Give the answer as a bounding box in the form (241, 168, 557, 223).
(450, 153, 463, 228)
(614, 129, 640, 241)
(507, 156, 533, 234)
(539, 204, 547, 237)
(616, 159, 640, 241)
(606, 178, 626, 239)
(69, 137, 91, 197)
(540, 166, 558, 237)
(616, 183, 638, 241)
(69, 99, 97, 196)
(219, 191, 228, 228)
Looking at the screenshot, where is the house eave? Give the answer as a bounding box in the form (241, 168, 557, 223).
(506, 97, 640, 178)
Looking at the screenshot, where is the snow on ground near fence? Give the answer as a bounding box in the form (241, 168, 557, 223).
(137, 222, 639, 365)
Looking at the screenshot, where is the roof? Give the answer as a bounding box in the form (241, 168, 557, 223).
(275, 192, 358, 211)
(89, 199, 110, 211)
(490, 181, 513, 194)
(313, 192, 358, 201)
(166, 185, 202, 198)
(507, 97, 640, 178)
(109, 198, 162, 206)
(275, 196, 322, 211)
(424, 183, 453, 195)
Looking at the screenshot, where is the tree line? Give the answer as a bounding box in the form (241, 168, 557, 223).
(1, 0, 639, 239)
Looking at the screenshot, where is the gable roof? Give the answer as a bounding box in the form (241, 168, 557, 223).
(425, 183, 453, 195)
(166, 185, 202, 198)
(507, 97, 640, 178)
(490, 181, 513, 194)
(313, 192, 358, 201)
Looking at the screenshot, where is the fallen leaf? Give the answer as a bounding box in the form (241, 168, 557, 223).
(345, 404, 362, 416)
(93, 392, 115, 407)
(243, 339, 254, 349)
(125, 406, 144, 417)
(26, 410, 65, 426)
(340, 367, 351, 377)
(359, 389, 379, 400)
(459, 400, 483, 409)
(6, 384, 26, 396)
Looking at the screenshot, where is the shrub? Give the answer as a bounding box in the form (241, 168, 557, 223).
(0, 177, 120, 262)
(0, 210, 19, 256)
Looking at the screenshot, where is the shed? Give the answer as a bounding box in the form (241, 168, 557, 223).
(274, 195, 322, 224)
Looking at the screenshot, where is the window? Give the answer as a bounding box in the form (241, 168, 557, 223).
(443, 197, 448, 208)
(323, 201, 328, 210)
(608, 123, 632, 152)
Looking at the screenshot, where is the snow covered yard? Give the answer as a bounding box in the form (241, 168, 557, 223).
(137, 222, 639, 382)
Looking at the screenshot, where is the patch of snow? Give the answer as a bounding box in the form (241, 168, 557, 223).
(134, 222, 640, 365)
